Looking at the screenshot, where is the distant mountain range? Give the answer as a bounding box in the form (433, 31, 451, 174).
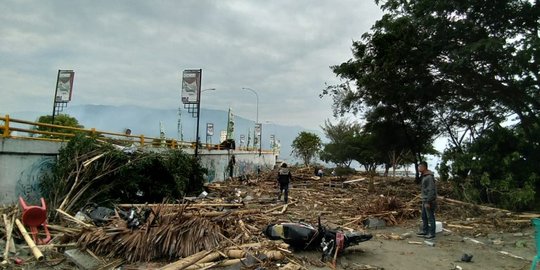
(7, 104, 324, 162)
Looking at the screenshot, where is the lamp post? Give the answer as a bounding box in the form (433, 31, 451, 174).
(202, 88, 216, 93)
(195, 87, 216, 158)
(265, 120, 275, 151)
(241, 87, 261, 155)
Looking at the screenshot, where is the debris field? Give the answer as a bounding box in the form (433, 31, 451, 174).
(1, 166, 536, 269)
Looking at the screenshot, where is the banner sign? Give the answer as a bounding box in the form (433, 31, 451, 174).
(220, 130, 227, 143)
(240, 134, 245, 144)
(206, 123, 214, 136)
(55, 70, 75, 102)
(255, 123, 262, 136)
(181, 69, 201, 104)
(226, 108, 234, 139)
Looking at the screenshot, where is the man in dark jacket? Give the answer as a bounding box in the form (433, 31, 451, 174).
(417, 161, 437, 239)
(277, 163, 292, 203)
(227, 155, 236, 179)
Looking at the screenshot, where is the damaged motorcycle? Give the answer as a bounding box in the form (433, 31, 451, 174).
(263, 217, 372, 261)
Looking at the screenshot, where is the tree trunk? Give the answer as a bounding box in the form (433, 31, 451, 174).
(384, 163, 390, 177)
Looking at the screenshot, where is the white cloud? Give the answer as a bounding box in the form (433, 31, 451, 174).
(0, 0, 383, 130)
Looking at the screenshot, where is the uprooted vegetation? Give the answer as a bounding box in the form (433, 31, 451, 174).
(40, 134, 206, 216)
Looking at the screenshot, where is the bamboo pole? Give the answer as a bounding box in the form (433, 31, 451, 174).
(2, 214, 14, 265)
(184, 259, 242, 270)
(279, 204, 290, 214)
(4, 215, 16, 254)
(437, 196, 511, 213)
(116, 203, 244, 208)
(182, 209, 261, 218)
(218, 232, 264, 264)
(15, 219, 44, 261)
(20, 243, 78, 251)
(158, 250, 213, 270)
(342, 215, 364, 227)
(447, 224, 474, 230)
(55, 209, 93, 227)
(265, 204, 285, 213)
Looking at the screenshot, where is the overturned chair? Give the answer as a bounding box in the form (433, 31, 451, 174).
(18, 197, 51, 245)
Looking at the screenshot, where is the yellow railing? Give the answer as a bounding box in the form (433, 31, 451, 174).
(0, 115, 274, 153)
(0, 114, 231, 150)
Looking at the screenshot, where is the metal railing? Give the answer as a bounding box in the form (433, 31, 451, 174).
(0, 114, 253, 151)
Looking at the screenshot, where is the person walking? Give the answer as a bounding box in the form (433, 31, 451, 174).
(417, 161, 437, 239)
(277, 163, 292, 203)
(227, 155, 236, 179)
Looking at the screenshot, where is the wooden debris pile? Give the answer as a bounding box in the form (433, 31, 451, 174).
(75, 204, 222, 262)
(4, 167, 539, 269)
(204, 170, 423, 231)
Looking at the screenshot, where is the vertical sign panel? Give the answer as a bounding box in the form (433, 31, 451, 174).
(255, 123, 262, 136)
(56, 70, 75, 102)
(206, 123, 214, 136)
(181, 69, 201, 104)
(220, 130, 227, 143)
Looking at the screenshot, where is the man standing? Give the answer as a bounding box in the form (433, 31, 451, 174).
(417, 161, 437, 239)
(277, 163, 292, 203)
(227, 155, 236, 179)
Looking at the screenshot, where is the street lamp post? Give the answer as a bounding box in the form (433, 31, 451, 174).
(265, 120, 276, 153)
(241, 87, 261, 155)
(202, 88, 216, 93)
(195, 88, 216, 158)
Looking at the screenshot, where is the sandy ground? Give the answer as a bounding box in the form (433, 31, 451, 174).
(293, 219, 536, 270)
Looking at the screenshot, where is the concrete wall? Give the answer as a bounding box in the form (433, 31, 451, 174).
(0, 138, 276, 204)
(0, 138, 64, 205)
(197, 150, 276, 183)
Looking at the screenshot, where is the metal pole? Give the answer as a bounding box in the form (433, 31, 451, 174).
(259, 123, 262, 156)
(194, 69, 202, 158)
(51, 70, 61, 126)
(241, 87, 259, 155)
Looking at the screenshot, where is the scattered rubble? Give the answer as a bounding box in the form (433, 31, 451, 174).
(1, 166, 538, 269)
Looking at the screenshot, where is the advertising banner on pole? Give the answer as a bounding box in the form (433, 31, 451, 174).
(206, 123, 214, 136)
(55, 70, 75, 103)
(255, 123, 262, 136)
(226, 108, 234, 140)
(181, 69, 201, 104)
(220, 130, 227, 143)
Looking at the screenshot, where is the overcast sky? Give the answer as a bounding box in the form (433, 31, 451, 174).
(0, 1, 383, 131)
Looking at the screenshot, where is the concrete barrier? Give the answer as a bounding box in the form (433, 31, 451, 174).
(0, 138, 275, 204)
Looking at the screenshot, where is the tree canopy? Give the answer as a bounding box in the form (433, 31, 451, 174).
(35, 114, 84, 138)
(319, 119, 361, 167)
(323, 0, 539, 209)
(291, 131, 322, 166)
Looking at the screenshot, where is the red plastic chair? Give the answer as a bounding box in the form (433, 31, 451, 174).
(18, 197, 51, 245)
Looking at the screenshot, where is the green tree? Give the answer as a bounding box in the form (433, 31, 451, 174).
(34, 114, 84, 138)
(363, 110, 417, 177)
(291, 131, 322, 166)
(323, 11, 441, 179)
(348, 132, 381, 173)
(319, 119, 361, 167)
(323, 0, 538, 183)
(439, 124, 539, 211)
